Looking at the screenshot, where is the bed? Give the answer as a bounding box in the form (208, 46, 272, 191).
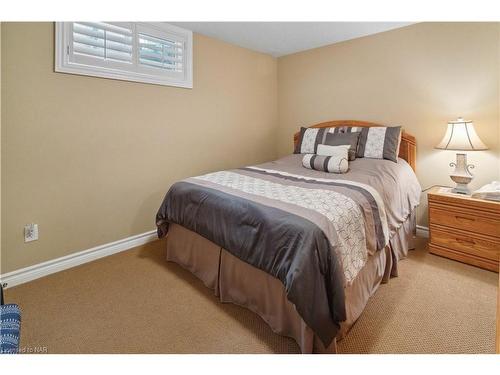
(156, 120, 420, 353)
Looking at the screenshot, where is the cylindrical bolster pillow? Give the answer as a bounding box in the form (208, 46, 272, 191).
(302, 153, 349, 174)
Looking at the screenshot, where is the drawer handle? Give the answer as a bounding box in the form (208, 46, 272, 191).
(455, 215, 475, 222)
(455, 237, 476, 245)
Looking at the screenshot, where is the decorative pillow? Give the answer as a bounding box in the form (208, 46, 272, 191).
(295, 127, 324, 154)
(323, 132, 361, 161)
(0, 304, 21, 354)
(302, 152, 349, 174)
(344, 126, 402, 162)
(316, 144, 351, 157)
(295, 127, 343, 154)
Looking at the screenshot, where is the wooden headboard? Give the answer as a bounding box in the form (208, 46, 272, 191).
(293, 120, 417, 171)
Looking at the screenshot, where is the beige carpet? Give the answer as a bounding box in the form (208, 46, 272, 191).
(5, 237, 498, 354)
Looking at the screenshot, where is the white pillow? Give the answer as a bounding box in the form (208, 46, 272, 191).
(316, 144, 350, 157)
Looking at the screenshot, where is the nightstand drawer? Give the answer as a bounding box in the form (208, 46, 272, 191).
(429, 207, 500, 238)
(430, 227, 499, 261)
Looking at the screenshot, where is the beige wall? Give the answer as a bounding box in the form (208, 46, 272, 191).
(2, 22, 500, 274)
(1, 22, 278, 273)
(277, 22, 500, 226)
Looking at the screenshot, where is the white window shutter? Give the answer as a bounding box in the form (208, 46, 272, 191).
(55, 22, 193, 88)
(72, 22, 133, 63)
(138, 33, 183, 72)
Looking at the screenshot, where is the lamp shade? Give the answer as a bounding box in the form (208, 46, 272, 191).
(435, 118, 488, 151)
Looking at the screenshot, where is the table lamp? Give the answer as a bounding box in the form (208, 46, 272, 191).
(435, 117, 488, 195)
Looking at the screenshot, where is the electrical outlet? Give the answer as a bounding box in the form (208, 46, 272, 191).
(24, 223, 39, 242)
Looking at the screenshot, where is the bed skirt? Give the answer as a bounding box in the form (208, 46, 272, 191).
(165, 211, 416, 353)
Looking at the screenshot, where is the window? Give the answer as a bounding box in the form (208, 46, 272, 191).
(55, 22, 193, 88)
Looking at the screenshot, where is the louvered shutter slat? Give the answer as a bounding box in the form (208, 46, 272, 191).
(73, 42, 105, 59)
(139, 58, 183, 71)
(73, 23, 105, 39)
(139, 50, 182, 64)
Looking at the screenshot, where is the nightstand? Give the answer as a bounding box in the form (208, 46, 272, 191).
(427, 187, 500, 272)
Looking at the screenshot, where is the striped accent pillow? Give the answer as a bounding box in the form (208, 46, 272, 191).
(294, 126, 355, 154)
(295, 127, 322, 154)
(302, 153, 349, 174)
(342, 126, 402, 162)
(0, 304, 21, 354)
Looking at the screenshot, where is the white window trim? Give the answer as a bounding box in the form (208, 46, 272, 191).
(55, 22, 193, 89)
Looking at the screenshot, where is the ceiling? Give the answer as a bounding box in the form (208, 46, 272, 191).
(171, 22, 414, 57)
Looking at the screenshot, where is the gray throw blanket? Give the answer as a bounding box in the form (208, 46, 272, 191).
(157, 180, 346, 347)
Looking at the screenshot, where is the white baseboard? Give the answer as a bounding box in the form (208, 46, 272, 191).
(1, 229, 158, 289)
(1, 224, 429, 289)
(416, 225, 429, 238)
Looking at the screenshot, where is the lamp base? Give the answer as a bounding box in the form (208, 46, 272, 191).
(451, 183, 471, 195)
(449, 153, 474, 195)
